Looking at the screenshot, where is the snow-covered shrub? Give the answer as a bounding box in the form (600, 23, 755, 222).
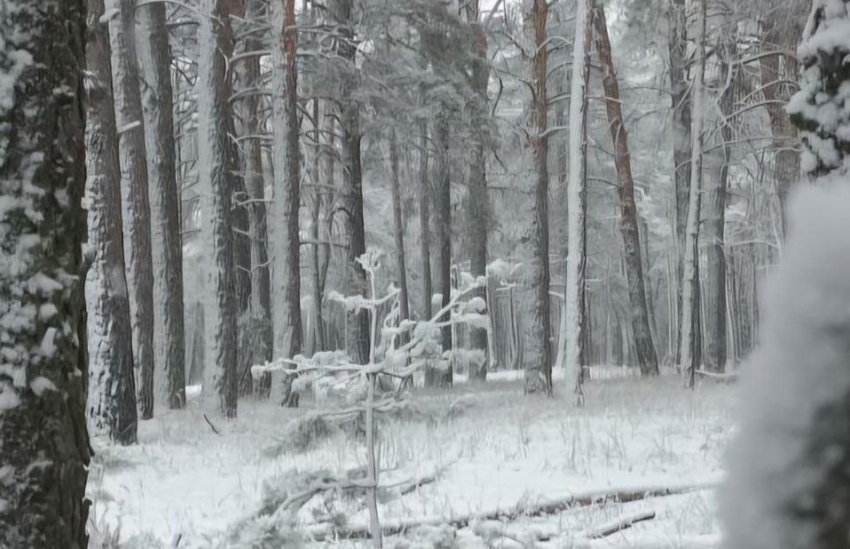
(720, 184, 850, 549)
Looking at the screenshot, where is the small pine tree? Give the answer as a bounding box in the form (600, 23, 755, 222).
(788, 0, 850, 179)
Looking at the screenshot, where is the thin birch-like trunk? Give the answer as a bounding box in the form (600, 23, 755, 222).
(558, 0, 593, 405)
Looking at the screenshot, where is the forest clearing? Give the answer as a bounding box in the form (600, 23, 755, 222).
(89, 374, 732, 548)
(3, 0, 850, 548)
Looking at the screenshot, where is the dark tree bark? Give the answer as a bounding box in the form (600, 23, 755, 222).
(138, 0, 187, 409)
(436, 113, 454, 387)
(467, 0, 490, 382)
(85, 0, 139, 444)
(702, 28, 735, 374)
(667, 0, 690, 363)
(198, 0, 239, 416)
(419, 120, 434, 321)
(390, 128, 411, 346)
(592, 2, 659, 376)
(526, 0, 552, 395)
(0, 0, 91, 546)
(271, 0, 303, 406)
(108, 0, 156, 419)
(311, 99, 327, 353)
(331, 0, 370, 365)
(759, 1, 808, 232)
(239, 0, 272, 396)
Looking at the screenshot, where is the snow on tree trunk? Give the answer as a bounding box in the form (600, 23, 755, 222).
(592, 2, 659, 377)
(679, 0, 706, 387)
(667, 0, 690, 363)
(107, 0, 156, 419)
(556, 0, 592, 405)
(85, 0, 138, 444)
(467, 0, 490, 382)
(197, 0, 239, 416)
(0, 0, 92, 545)
(137, 0, 186, 409)
(270, 0, 303, 405)
(525, 0, 552, 396)
(389, 128, 411, 346)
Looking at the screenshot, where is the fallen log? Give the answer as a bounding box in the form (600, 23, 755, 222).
(582, 510, 656, 539)
(307, 480, 716, 541)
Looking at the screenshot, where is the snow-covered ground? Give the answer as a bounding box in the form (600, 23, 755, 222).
(87, 373, 736, 548)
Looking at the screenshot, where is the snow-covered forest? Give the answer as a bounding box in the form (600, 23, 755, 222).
(2, 0, 850, 547)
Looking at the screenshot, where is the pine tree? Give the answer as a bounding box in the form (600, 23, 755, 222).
(197, 0, 239, 417)
(85, 0, 139, 444)
(789, 0, 850, 179)
(107, 0, 157, 418)
(525, 0, 552, 395)
(592, 1, 659, 376)
(0, 0, 91, 545)
(270, 0, 304, 406)
(138, 0, 187, 409)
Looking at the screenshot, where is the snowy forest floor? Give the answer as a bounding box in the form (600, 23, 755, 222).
(87, 372, 736, 548)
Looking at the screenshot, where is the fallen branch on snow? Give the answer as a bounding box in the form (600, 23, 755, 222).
(582, 510, 656, 539)
(307, 480, 716, 540)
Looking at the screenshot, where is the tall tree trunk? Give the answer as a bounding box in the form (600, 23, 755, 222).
(85, 0, 138, 443)
(331, 0, 370, 365)
(242, 0, 273, 395)
(137, 0, 186, 409)
(592, 2, 659, 376)
(760, 2, 807, 233)
(558, 0, 592, 405)
(681, 0, 707, 387)
(0, 0, 92, 545)
(526, 0, 552, 395)
(271, 0, 303, 405)
(390, 128, 411, 345)
(702, 35, 734, 374)
(467, 0, 490, 382)
(108, 0, 156, 419)
(667, 0, 690, 364)
(311, 99, 327, 353)
(419, 120, 433, 321)
(436, 113, 453, 387)
(197, 0, 239, 416)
